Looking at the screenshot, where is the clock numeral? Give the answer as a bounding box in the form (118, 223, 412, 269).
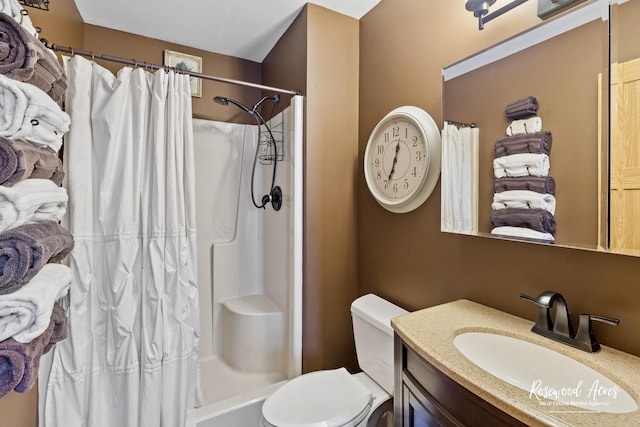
(374, 158, 380, 167)
(411, 167, 417, 177)
(377, 145, 384, 155)
(377, 171, 382, 180)
(413, 136, 418, 147)
(404, 179, 409, 189)
(405, 127, 409, 138)
(384, 133, 389, 143)
(416, 151, 422, 162)
(393, 183, 398, 193)
(392, 126, 400, 137)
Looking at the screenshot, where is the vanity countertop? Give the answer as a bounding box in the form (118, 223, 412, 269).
(391, 299, 640, 427)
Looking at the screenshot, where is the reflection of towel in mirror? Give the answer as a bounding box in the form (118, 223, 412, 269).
(0, 13, 67, 104)
(492, 190, 556, 214)
(0, 263, 71, 343)
(505, 96, 539, 119)
(493, 153, 550, 178)
(0, 74, 70, 152)
(506, 116, 542, 136)
(0, 221, 74, 294)
(495, 131, 552, 157)
(491, 226, 554, 242)
(0, 301, 66, 398)
(490, 208, 555, 234)
(0, 0, 38, 38)
(0, 137, 64, 186)
(43, 302, 67, 353)
(0, 179, 68, 233)
(494, 176, 555, 195)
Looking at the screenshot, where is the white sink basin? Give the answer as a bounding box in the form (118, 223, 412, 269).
(453, 332, 638, 414)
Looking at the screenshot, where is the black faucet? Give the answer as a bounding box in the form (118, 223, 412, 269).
(520, 291, 619, 353)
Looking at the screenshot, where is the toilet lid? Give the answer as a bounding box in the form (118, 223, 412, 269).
(262, 368, 373, 427)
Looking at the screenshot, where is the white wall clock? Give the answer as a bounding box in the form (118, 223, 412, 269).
(364, 106, 441, 213)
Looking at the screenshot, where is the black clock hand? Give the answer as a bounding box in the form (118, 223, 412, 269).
(385, 141, 401, 189)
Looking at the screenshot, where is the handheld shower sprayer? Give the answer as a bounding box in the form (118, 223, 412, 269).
(213, 94, 282, 211)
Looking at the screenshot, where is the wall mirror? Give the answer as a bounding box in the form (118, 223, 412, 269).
(441, 0, 640, 256)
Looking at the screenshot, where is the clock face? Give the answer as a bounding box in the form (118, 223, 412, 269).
(368, 119, 428, 202)
(364, 106, 441, 213)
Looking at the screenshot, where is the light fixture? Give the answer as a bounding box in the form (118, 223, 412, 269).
(465, 0, 529, 30)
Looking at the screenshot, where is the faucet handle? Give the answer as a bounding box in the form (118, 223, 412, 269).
(520, 293, 554, 331)
(574, 314, 620, 352)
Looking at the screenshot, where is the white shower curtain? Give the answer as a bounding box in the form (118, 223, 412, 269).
(440, 122, 479, 234)
(39, 55, 199, 427)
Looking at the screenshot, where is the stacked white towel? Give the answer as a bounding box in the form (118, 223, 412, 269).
(0, 263, 71, 343)
(493, 153, 549, 178)
(492, 190, 556, 214)
(0, 178, 68, 232)
(0, 74, 70, 152)
(506, 116, 542, 136)
(0, 0, 38, 38)
(491, 226, 554, 242)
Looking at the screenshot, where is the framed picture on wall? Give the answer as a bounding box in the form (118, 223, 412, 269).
(163, 50, 203, 98)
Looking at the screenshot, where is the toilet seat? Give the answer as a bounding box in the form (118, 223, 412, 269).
(262, 367, 373, 427)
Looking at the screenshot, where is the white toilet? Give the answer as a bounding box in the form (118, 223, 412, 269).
(261, 294, 408, 427)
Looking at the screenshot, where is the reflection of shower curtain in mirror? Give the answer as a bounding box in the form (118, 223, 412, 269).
(441, 123, 479, 234)
(610, 57, 640, 255)
(39, 55, 199, 427)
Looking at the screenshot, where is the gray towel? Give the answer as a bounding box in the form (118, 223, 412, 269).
(0, 12, 66, 103)
(490, 207, 556, 234)
(494, 176, 555, 195)
(0, 303, 60, 398)
(43, 302, 67, 353)
(505, 96, 538, 119)
(0, 136, 64, 186)
(495, 131, 552, 157)
(0, 221, 74, 294)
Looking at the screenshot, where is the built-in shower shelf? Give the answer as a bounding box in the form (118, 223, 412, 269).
(222, 294, 282, 316)
(222, 294, 284, 373)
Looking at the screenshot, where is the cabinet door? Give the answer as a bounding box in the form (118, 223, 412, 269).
(403, 382, 462, 427)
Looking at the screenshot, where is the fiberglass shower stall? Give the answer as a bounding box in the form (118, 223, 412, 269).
(193, 96, 303, 423)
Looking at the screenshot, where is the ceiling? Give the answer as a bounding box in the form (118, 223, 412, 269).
(72, 0, 381, 63)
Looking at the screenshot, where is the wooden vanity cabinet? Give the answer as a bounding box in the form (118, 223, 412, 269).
(394, 334, 528, 427)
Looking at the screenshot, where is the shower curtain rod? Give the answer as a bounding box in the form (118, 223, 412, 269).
(44, 42, 302, 96)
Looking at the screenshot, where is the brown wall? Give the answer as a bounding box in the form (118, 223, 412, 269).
(264, 5, 360, 374)
(359, 0, 640, 357)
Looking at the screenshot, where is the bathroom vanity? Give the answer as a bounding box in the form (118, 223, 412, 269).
(392, 300, 640, 426)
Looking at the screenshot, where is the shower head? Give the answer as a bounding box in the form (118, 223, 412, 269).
(213, 96, 252, 114)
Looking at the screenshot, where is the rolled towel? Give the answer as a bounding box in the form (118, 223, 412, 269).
(492, 190, 556, 214)
(506, 116, 542, 136)
(491, 226, 554, 242)
(0, 74, 70, 152)
(43, 301, 66, 354)
(0, 136, 64, 186)
(0, 340, 23, 398)
(0, 304, 58, 397)
(0, 179, 67, 232)
(0, 13, 67, 104)
(495, 131, 552, 157)
(505, 96, 538, 119)
(0, 263, 70, 344)
(0, 0, 38, 39)
(0, 221, 74, 294)
(490, 208, 555, 234)
(493, 153, 550, 178)
(494, 176, 556, 195)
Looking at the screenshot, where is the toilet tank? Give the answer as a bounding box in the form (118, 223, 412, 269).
(351, 294, 408, 394)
